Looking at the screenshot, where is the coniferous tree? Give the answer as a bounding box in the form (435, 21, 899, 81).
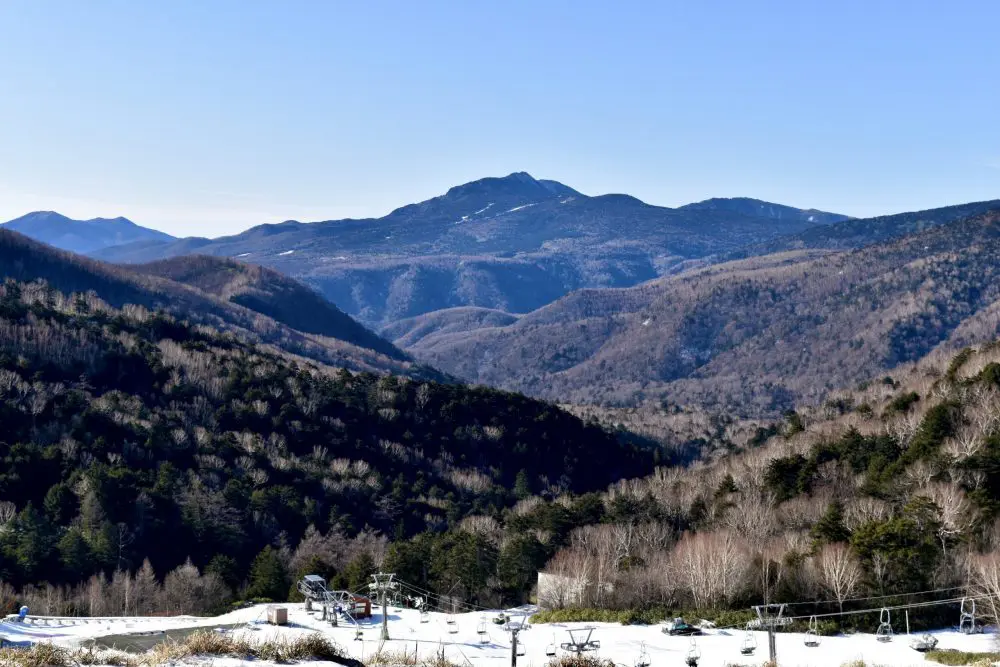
(246, 546, 289, 601)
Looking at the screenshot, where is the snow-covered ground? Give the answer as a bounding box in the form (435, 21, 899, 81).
(2, 604, 997, 666)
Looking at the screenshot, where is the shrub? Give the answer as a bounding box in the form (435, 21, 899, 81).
(547, 656, 615, 667)
(146, 629, 344, 664)
(925, 650, 1000, 666)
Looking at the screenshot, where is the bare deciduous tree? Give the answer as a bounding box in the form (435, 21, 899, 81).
(918, 482, 978, 553)
(816, 543, 863, 612)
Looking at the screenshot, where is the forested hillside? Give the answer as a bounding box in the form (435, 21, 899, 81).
(409, 209, 1000, 415)
(0, 230, 429, 380)
(525, 340, 1000, 628)
(727, 198, 1000, 259)
(0, 274, 654, 612)
(133, 255, 403, 359)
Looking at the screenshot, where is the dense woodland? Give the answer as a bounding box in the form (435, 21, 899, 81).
(0, 277, 653, 614)
(6, 207, 1000, 632)
(529, 343, 1000, 629)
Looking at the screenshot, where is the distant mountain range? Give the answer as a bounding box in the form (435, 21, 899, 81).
(1, 211, 175, 254)
(62, 172, 852, 326)
(12, 175, 1000, 418)
(398, 205, 1000, 416)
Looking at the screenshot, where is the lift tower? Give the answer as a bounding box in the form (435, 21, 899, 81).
(369, 572, 397, 641)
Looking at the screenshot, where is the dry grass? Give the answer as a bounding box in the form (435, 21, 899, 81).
(0, 644, 138, 667)
(364, 649, 462, 667)
(0, 631, 345, 667)
(545, 656, 616, 667)
(148, 629, 344, 663)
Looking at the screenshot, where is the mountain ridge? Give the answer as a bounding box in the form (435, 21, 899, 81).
(395, 206, 1000, 416)
(0, 229, 433, 379)
(2, 210, 175, 254)
(88, 172, 846, 326)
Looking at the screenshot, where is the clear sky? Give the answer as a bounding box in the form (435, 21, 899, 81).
(1, 1, 998, 237)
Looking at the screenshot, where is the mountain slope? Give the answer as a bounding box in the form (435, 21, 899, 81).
(680, 197, 851, 226)
(726, 198, 1000, 259)
(2, 211, 175, 254)
(0, 270, 655, 597)
(404, 209, 1000, 416)
(132, 255, 403, 359)
(0, 230, 429, 378)
(380, 306, 519, 350)
(93, 173, 845, 326)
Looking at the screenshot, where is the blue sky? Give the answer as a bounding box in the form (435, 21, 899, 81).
(1, 1, 998, 237)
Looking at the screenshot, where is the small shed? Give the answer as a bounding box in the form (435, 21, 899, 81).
(351, 595, 372, 619)
(268, 606, 288, 626)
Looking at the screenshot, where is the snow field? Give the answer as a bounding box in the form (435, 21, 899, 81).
(2, 604, 997, 666)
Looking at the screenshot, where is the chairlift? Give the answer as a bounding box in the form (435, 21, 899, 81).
(354, 626, 363, 641)
(446, 614, 457, 625)
(560, 627, 600, 653)
(685, 637, 701, 667)
(740, 625, 757, 656)
(420, 610, 429, 623)
(477, 620, 489, 644)
(909, 633, 939, 652)
(635, 641, 651, 667)
(960, 598, 977, 634)
(516, 641, 526, 657)
(804, 615, 821, 647)
(876, 608, 893, 643)
(545, 634, 557, 657)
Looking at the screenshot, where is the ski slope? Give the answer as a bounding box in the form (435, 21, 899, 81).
(1, 604, 996, 666)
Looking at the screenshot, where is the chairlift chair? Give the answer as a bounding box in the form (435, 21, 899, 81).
(876, 608, 893, 643)
(635, 641, 651, 667)
(685, 637, 701, 667)
(740, 625, 757, 655)
(516, 641, 526, 657)
(804, 615, 821, 647)
(960, 598, 977, 634)
(545, 634, 557, 657)
(446, 614, 457, 625)
(420, 610, 429, 623)
(477, 620, 488, 635)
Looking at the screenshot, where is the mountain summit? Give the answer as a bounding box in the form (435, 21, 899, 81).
(1, 211, 175, 254)
(385, 172, 581, 224)
(441, 172, 579, 201)
(91, 173, 848, 326)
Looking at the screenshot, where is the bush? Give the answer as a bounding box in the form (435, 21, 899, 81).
(885, 391, 920, 414)
(147, 630, 345, 664)
(546, 656, 615, 667)
(925, 650, 1000, 666)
